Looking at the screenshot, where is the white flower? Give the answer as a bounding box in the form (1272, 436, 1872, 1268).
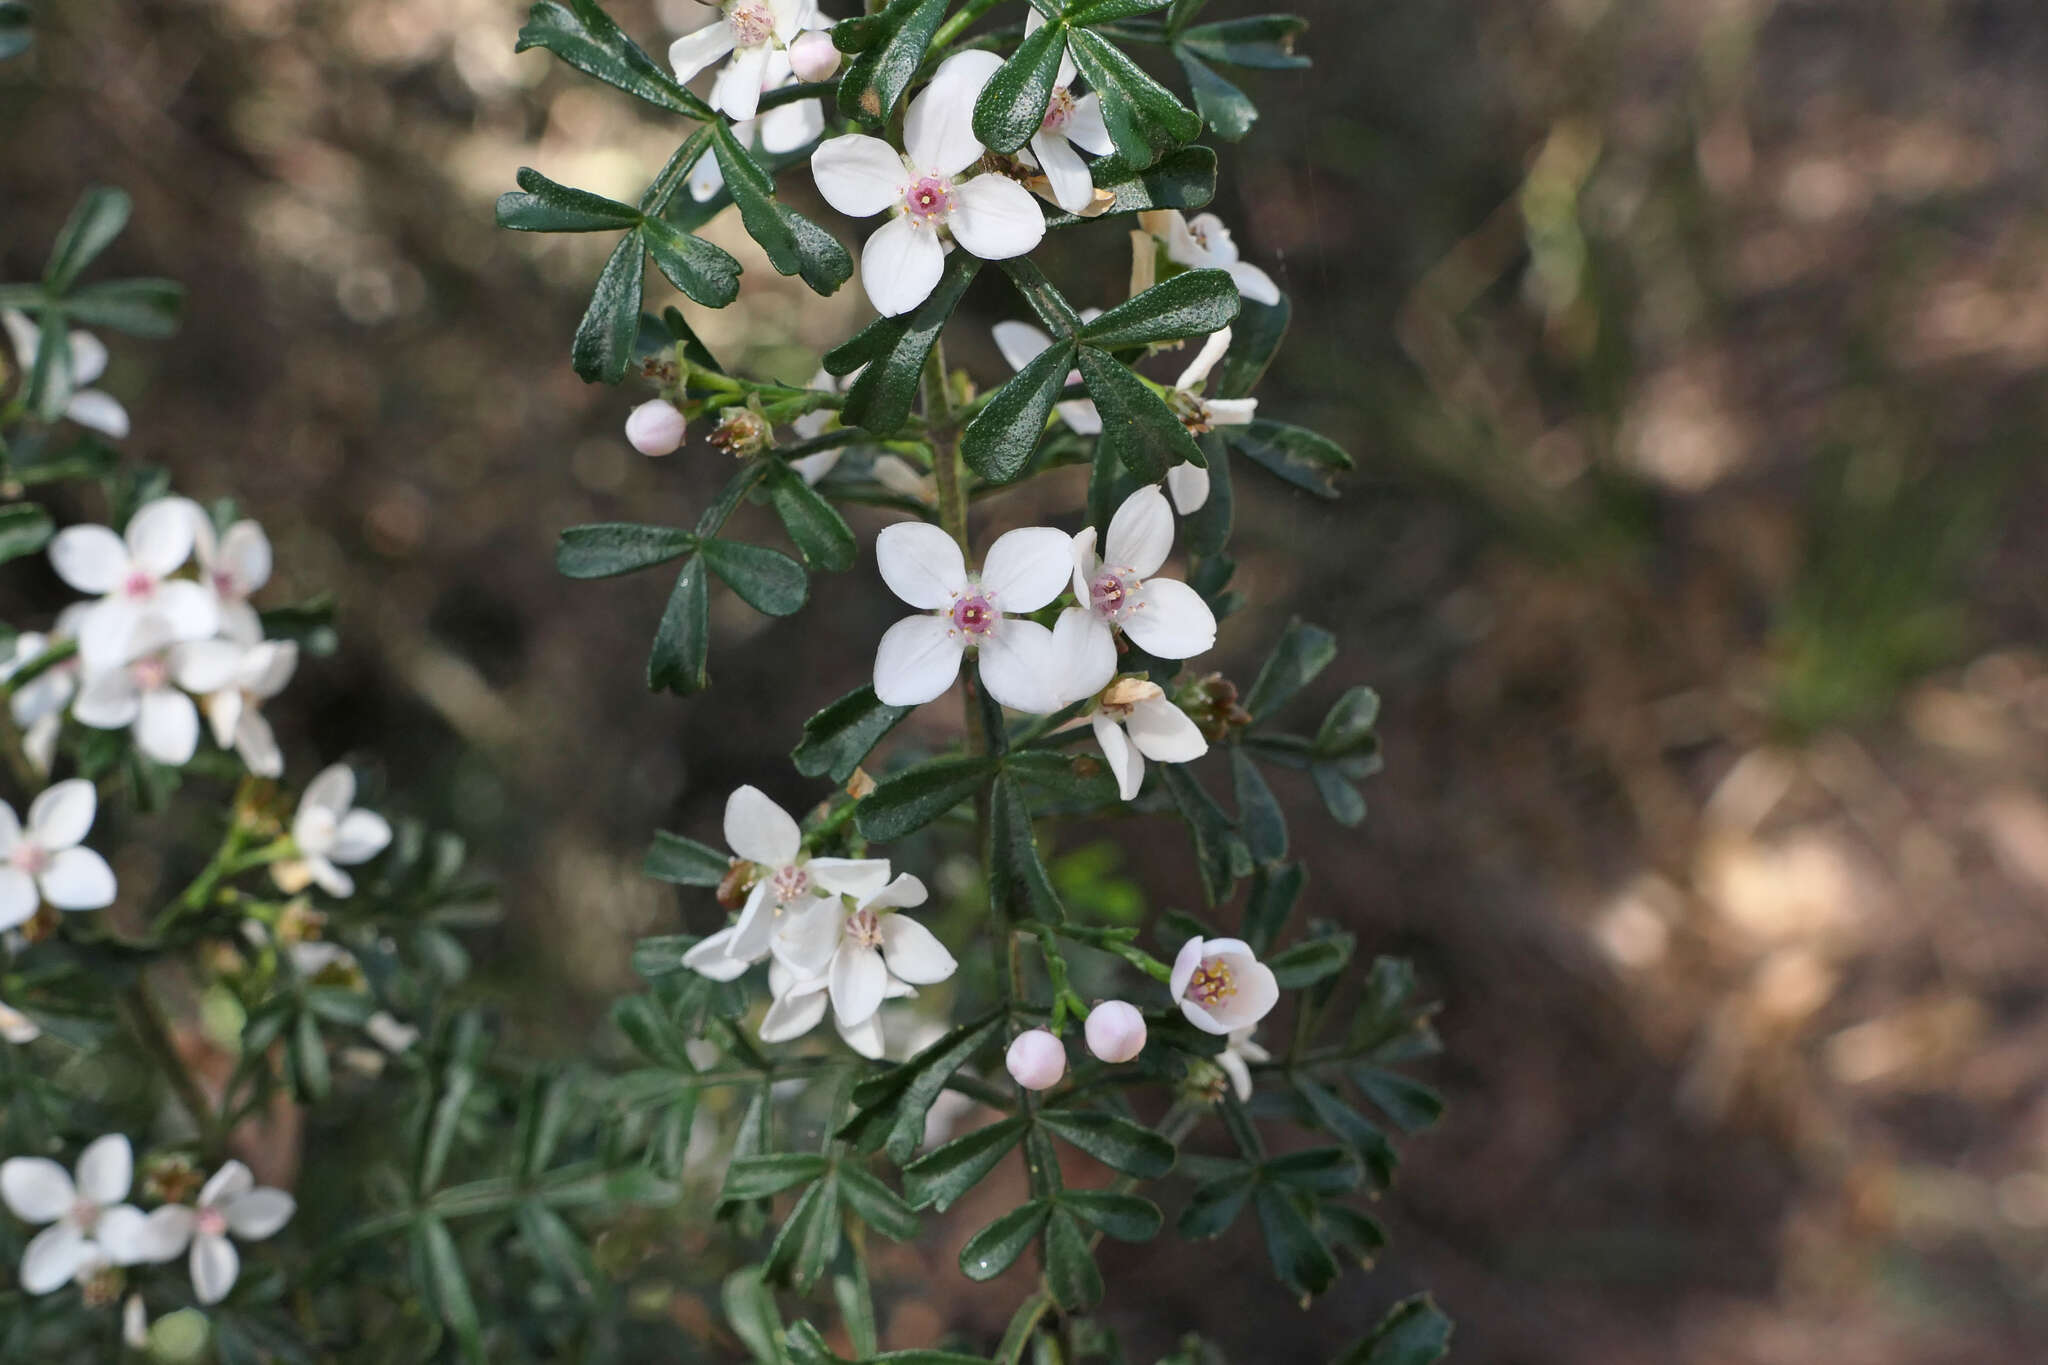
(192, 517, 272, 645)
(670, 0, 815, 122)
(787, 27, 840, 82)
(0, 1135, 168, 1294)
(1214, 1027, 1270, 1102)
(1076, 675, 1208, 802)
(1083, 999, 1147, 1063)
(1154, 210, 1280, 307)
(1015, 11, 1115, 214)
(49, 497, 220, 671)
(759, 957, 915, 1059)
(184, 638, 297, 778)
(991, 308, 1103, 436)
(811, 50, 1047, 316)
(0, 779, 116, 931)
(688, 95, 827, 201)
(872, 522, 1072, 713)
(1169, 936, 1279, 1036)
(1159, 329, 1257, 513)
(146, 1161, 296, 1306)
(71, 616, 239, 767)
(0, 999, 38, 1045)
(766, 872, 956, 1043)
(282, 764, 392, 898)
(1057, 486, 1218, 704)
(2, 310, 129, 439)
(1005, 1028, 1066, 1090)
(681, 785, 890, 975)
(2, 608, 86, 774)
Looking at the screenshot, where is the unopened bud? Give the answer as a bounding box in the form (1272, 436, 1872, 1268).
(625, 399, 686, 457)
(1083, 1000, 1147, 1064)
(788, 30, 841, 82)
(710, 408, 771, 458)
(1005, 1028, 1067, 1091)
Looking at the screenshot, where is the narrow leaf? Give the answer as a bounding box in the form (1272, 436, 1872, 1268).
(1036, 1108, 1175, 1178)
(571, 230, 646, 384)
(1227, 418, 1353, 498)
(1075, 345, 1202, 483)
(556, 523, 694, 579)
(959, 1200, 1050, 1281)
(1335, 1296, 1453, 1365)
(647, 554, 711, 693)
(641, 215, 743, 308)
(902, 1116, 1028, 1212)
(837, 0, 950, 126)
(973, 16, 1071, 155)
(838, 253, 983, 436)
(1066, 26, 1199, 166)
(1041, 1208, 1103, 1309)
(698, 537, 809, 616)
(962, 339, 1078, 484)
(792, 685, 912, 784)
(1080, 268, 1239, 350)
(855, 755, 1001, 842)
(44, 187, 130, 294)
(644, 832, 731, 886)
(517, 0, 713, 118)
(498, 168, 643, 232)
(1245, 618, 1337, 720)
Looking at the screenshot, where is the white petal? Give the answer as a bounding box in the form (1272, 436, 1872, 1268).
(878, 913, 957, 985)
(683, 927, 753, 981)
(769, 899, 845, 978)
(67, 331, 108, 386)
(1121, 577, 1217, 659)
(125, 498, 200, 579)
(0, 1002, 39, 1045)
(152, 580, 222, 643)
(668, 20, 736, 81)
(876, 522, 968, 608)
(244, 640, 298, 699)
(224, 1188, 294, 1241)
(26, 779, 95, 850)
(1126, 694, 1207, 763)
(873, 614, 965, 707)
(980, 525, 1073, 612)
(99, 1204, 193, 1265)
(135, 687, 200, 765)
(198, 1161, 253, 1210)
(1205, 398, 1257, 426)
(805, 857, 891, 899)
(2, 310, 40, 369)
(829, 942, 888, 1028)
(976, 617, 1061, 715)
(991, 320, 1055, 375)
(76, 599, 146, 673)
(758, 983, 829, 1043)
(688, 148, 726, 202)
(0, 868, 38, 932)
(1169, 935, 1205, 1001)
(301, 763, 355, 817)
(724, 785, 802, 867)
(76, 1134, 132, 1205)
(71, 669, 141, 729)
(308, 856, 354, 899)
(709, 42, 772, 120)
(48, 524, 129, 594)
(1104, 485, 1174, 578)
(0, 799, 16, 855)
(22, 715, 60, 777)
(1226, 258, 1281, 307)
(945, 174, 1046, 262)
(1217, 1048, 1253, 1101)
(64, 390, 129, 438)
(835, 1011, 887, 1059)
(1056, 396, 1103, 436)
(1030, 130, 1095, 215)
(767, 0, 807, 41)
(208, 688, 247, 750)
(41, 848, 116, 911)
(725, 880, 776, 960)
(190, 1231, 239, 1305)
(1093, 712, 1144, 801)
(860, 216, 946, 317)
(1185, 212, 1236, 263)
(1210, 959, 1279, 1031)
(759, 96, 825, 154)
(1174, 329, 1233, 392)
(1064, 92, 1114, 156)
(330, 810, 391, 864)
(788, 449, 841, 484)
(1166, 462, 1211, 514)
(173, 638, 245, 696)
(810, 134, 907, 218)
(1050, 607, 1117, 706)
(19, 1222, 91, 1294)
(1, 1157, 74, 1222)
(904, 49, 1003, 177)
(236, 713, 284, 779)
(217, 521, 273, 596)
(859, 872, 927, 912)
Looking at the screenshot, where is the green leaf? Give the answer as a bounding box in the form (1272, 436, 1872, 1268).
(556, 523, 695, 579)
(614, 994, 691, 1068)
(1227, 418, 1353, 498)
(774, 200, 857, 295)
(1313, 763, 1368, 826)
(1043, 1207, 1103, 1310)
(647, 554, 711, 693)
(0, 504, 53, 565)
(724, 1153, 831, 1201)
(289, 1009, 329, 1101)
(1214, 294, 1288, 399)
(1080, 268, 1239, 349)
(1267, 934, 1351, 989)
(837, 0, 950, 126)
(641, 215, 743, 308)
(644, 832, 731, 886)
(995, 1293, 1055, 1365)
(836, 1163, 922, 1241)
(1176, 49, 1256, 140)
(998, 258, 1085, 337)
(61, 278, 183, 337)
(516, 0, 713, 118)
(497, 168, 643, 232)
(1315, 685, 1381, 756)
(1178, 1168, 1255, 1238)
(1058, 1190, 1162, 1241)
(1157, 763, 1249, 904)
(1178, 15, 1310, 69)
(710, 123, 852, 296)
(1245, 619, 1337, 720)
(1253, 1184, 1338, 1298)
(1230, 745, 1286, 863)
(1335, 1296, 1454, 1365)
(571, 231, 646, 384)
(836, 253, 983, 436)
(1319, 1203, 1387, 1266)
(855, 755, 1001, 842)
(1036, 1108, 1175, 1178)
(1264, 1143, 1364, 1195)
(1351, 957, 1436, 1059)
(962, 338, 1079, 484)
(418, 1218, 485, 1364)
(1066, 26, 1200, 167)
(1351, 1066, 1444, 1135)
(767, 1174, 843, 1292)
(902, 1115, 1028, 1212)
(1063, 145, 1217, 222)
(722, 1266, 789, 1364)
(959, 1200, 1051, 1281)
(698, 538, 808, 616)
(974, 15, 1072, 154)
(1066, 0, 1170, 22)
(517, 1202, 595, 1292)
(1076, 345, 1202, 483)
(1241, 861, 1305, 956)
(44, 187, 130, 294)
(842, 1011, 1004, 1163)
(0, 2, 30, 61)
(987, 772, 1066, 925)
(792, 685, 912, 784)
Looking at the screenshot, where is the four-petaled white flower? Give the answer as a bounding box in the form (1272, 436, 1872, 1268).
(281, 764, 393, 898)
(1159, 329, 1257, 514)
(811, 50, 1046, 317)
(192, 517, 273, 645)
(1058, 485, 1219, 703)
(682, 785, 889, 976)
(670, 0, 817, 122)
(49, 497, 220, 671)
(1169, 935, 1279, 1035)
(767, 873, 956, 1045)
(1079, 673, 1208, 802)
(70, 616, 238, 767)
(1, 607, 85, 774)
(0, 1135, 164, 1295)
(0, 999, 38, 1045)
(991, 309, 1103, 436)
(1015, 12, 1115, 214)
(184, 638, 299, 778)
(148, 1161, 296, 1306)
(0, 779, 116, 932)
(2, 310, 130, 439)
(1154, 210, 1280, 307)
(760, 957, 914, 1059)
(873, 522, 1072, 713)
(1215, 1027, 1270, 1102)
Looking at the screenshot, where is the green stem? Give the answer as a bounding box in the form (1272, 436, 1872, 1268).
(930, 0, 1009, 53)
(121, 980, 225, 1154)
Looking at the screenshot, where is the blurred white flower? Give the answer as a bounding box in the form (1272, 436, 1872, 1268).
(1152, 210, 1280, 307)
(669, 0, 816, 122)
(0, 999, 38, 1046)
(2, 310, 129, 438)
(873, 522, 1072, 713)
(991, 308, 1102, 436)
(279, 765, 392, 898)
(49, 497, 219, 670)
(1169, 936, 1279, 1036)
(71, 616, 238, 767)
(0, 1135, 168, 1294)
(192, 517, 273, 645)
(1, 607, 86, 774)
(186, 638, 297, 778)
(0, 779, 116, 931)
(146, 1161, 296, 1306)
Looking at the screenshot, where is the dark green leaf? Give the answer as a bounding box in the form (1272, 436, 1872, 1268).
(1264, 1143, 1364, 1194)
(1157, 763, 1249, 904)
(1037, 1108, 1175, 1178)
(767, 1174, 842, 1292)
(960, 1200, 1051, 1281)
(1241, 861, 1305, 956)
(1178, 1168, 1255, 1238)
(792, 685, 912, 784)
(1268, 934, 1351, 989)
(647, 554, 711, 693)
(837, 0, 950, 126)
(517, 1203, 595, 1293)
(644, 832, 731, 886)
(1179, 15, 1311, 69)
(987, 772, 1066, 925)
(571, 231, 645, 384)
(1319, 1203, 1387, 1266)
(0, 504, 53, 565)
(1081, 268, 1239, 349)
(1253, 1184, 1338, 1298)
(1313, 763, 1367, 826)
(0, 2, 29, 61)
(1227, 418, 1352, 498)
(44, 187, 130, 294)
(725, 1152, 831, 1201)
(498, 168, 643, 232)
(641, 215, 743, 308)
(1066, 25, 1200, 166)
(517, 0, 713, 117)
(1066, 0, 1169, 22)
(1076, 345, 1202, 483)
(1335, 1296, 1454, 1365)
(1315, 685, 1380, 756)
(1176, 49, 1256, 140)
(855, 755, 1001, 842)
(722, 1265, 787, 1364)
(418, 1218, 485, 1364)
(1351, 1066, 1444, 1135)
(1042, 1208, 1103, 1309)
(1245, 619, 1337, 720)
(962, 338, 1078, 484)
(556, 523, 694, 579)
(711, 123, 852, 295)
(1350, 957, 1435, 1058)
(1058, 1190, 1162, 1241)
(1061, 145, 1216, 222)
(699, 537, 808, 616)
(614, 994, 691, 1069)
(995, 1293, 1054, 1365)
(843, 1011, 1004, 1163)
(836, 254, 983, 436)
(1230, 745, 1286, 862)
(62, 278, 184, 337)
(289, 1009, 329, 1102)
(1213, 294, 1288, 398)
(902, 1116, 1028, 1212)
(836, 1163, 922, 1240)
(998, 258, 1085, 337)
(774, 200, 856, 295)
(974, 16, 1072, 154)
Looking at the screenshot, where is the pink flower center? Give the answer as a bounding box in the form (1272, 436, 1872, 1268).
(14, 843, 49, 876)
(70, 1199, 101, 1231)
(1089, 569, 1138, 622)
(121, 570, 155, 600)
(133, 654, 170, 691)
(1187, 957, 1238, 1007)
(769, 864, 809, 903)
(846, 907, 883, 949)
(1041, 88, 1076, 134)
(728, 0, 775, 46)
(196, 1206, 228, 1238)
(902, 174, 955, 225)
(950, 594, 997, 637)
(212, 569, 239, 598)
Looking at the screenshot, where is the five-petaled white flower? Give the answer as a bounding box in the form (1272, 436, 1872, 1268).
(1152, 210, 1280, 307)
(1057, 485, 1218, 702)
(1076, 673, 1208, 802)
(767, 873, 956, 1041)
(670, 0, 818, 122)
(991, 309, 1102, 436)
(681, 785, 889, 976)
(0, 1135, 165, 1295)
(1215, 1027, 1270, 1102)
(148, 1161, 296, 1306)
(811, 50, 1046, 317)
(49, 497, 220, 671)
(1159, 329, 1257, 514)
(2, 310, 129, 439)
(183, 638, 299, 778)
(0, 779, 116, 932)
(1015, 12, 1116, 214)
(1169, 935, 1279, 1035)
(70, 616, 237, 767)
(873, 522, 1072, 713)
(280, 764, 392, 898)
(192, 517, 273, 645)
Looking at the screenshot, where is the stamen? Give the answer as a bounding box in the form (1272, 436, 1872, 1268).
(902, 174, 956, 225)
(1041, 88, 1076, 134)
(846, 908, 883, 949)
(132, 655, 171, 692)
(1089, 570, 1136, 621)
(770, 864, 810, 902)
(950, 594, 997, 636)
(122, 570, 154, 600)
(1187, 959, 1237, 1006)
(727, 0, 775, 46)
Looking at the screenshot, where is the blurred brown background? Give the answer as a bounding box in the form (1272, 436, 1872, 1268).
(7, 0, 2048, 1359)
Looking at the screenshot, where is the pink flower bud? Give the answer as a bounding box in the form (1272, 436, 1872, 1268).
(625, 399, 686, 456)
(788, 30, 842, 83)
(1005, 1028, 1066, 1091)
(1083, 1000, 1147, 1064)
